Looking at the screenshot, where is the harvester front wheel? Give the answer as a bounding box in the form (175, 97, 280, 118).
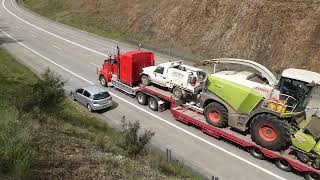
(250, 114, 291, 151)
(204, 102, 228, 128)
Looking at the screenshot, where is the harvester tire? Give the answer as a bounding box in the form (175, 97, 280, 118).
(141, 75, 150, 86)
(99, 75, 108, 87)
(250, 114, 291, 151)
(204, 102, 228, 128)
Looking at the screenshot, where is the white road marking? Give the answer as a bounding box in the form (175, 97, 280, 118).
(31, 34, 36, 37)
(90, 62, 100, 68)
(52, 45, 62, 50)
(2, 1, 289, 179)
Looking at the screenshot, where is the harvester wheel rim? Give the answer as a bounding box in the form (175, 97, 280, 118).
(259, 125, 277, 142)
(209, 110, 221, 123)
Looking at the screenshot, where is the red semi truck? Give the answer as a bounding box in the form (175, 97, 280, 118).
(97, 50, 320, 180)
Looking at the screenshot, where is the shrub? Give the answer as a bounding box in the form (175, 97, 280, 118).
(120, 118, 155, 157)
(13, 69, 66, 117)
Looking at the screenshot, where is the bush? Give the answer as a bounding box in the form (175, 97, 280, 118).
(13, 69, 66, 116)
(120, 117, 155, 157)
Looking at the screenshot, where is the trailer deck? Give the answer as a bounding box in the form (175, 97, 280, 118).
(171, 105, 320, 176)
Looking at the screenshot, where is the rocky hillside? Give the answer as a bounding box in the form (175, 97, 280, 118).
(22, 0, 320, 72)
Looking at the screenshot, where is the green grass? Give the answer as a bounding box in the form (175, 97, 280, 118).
(0, 48, 200, 179)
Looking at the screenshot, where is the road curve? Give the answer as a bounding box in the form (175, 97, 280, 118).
(0, 0, 304, 179)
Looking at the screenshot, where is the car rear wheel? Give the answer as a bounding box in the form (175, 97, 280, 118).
(141, 75, 150, 86)
(204, 102, 228, 128)
(71, 93, 76, 101)
(87, 104, 93, 112)
(148, 97, 158, 111)
(99, 75, 108, 87)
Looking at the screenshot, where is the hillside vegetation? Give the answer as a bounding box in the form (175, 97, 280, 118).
(20, 0, 320, 72)
(0, 47, 199, 179)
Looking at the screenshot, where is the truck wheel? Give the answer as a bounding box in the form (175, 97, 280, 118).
(136, 92, 148, 105)
(141, 75, 150, 86)
(148, 97, 158, 111)
(304, 172, 320, 180)
(275, 159, 292, 172)
(250, 114, 291, 151)
(249, 147, 264, 160)
(99, 75, 108, 87)
(172, 87, 183, 99)
(204, 102, 228, 128)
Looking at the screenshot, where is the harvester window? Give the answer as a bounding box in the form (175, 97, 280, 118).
(155, 66, 164, 74)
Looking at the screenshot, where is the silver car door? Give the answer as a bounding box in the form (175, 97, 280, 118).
(82, 90, 92, 106)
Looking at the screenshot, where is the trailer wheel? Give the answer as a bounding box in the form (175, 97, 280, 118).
(304, 172, 320, 180)
(148, 97, 158, 111)
(249, 147, 264, 160)
(311, 159, 320, 170)
(136, 92, 148, 105)
(173, 87, 183, 99)
(275, 159, 292, 172)
(250, 114, 291, 151)
(99, 75, 108, 87)
(141, 75, 150, 86)
(204, 102, 228, 128)
(296, 151, 310, 163)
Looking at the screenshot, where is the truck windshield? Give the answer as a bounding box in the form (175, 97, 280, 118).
(93, 92, 110, 100)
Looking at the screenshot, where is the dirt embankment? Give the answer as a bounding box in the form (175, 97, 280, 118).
(22, 0, 320, 72)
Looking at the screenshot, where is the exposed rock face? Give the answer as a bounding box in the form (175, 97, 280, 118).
(25, 0, 320, 71)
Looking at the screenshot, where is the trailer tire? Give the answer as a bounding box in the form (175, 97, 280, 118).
(275, 159, 292, 172)
(148, 97, 158, 111)
(304, 172, 320, 180)
(250, 114, 291, 151)
(204, 102, 228, 128)
(141, 75, 150, 86)
(173, 87, 183, 99)
(136, 92, 148, 105)
(249, 147, 264, 160)
(311, 159, 320, 170)
(99, 75, 108, 87)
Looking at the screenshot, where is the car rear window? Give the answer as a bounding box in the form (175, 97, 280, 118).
(93, 91, 110, 100)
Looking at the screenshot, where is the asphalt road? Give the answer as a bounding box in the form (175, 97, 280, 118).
(0, 0, 305, 179)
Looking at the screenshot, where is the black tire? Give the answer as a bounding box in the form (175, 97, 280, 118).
(249, 147, 264, 160)
(141, 75, 150, 86)
(311, 159, 320, 170)
(296, 151, 310, 163)
(87, 104, 93, 112)
(275, 159, 292, 172)
(99, 75, 108, 87)
(204, 102, 228, 128)
(250, 114, 291, 151)
(136, 92, 148, 105)
(304, 172, 320, 180)
(71, 93, 76, 101)
(148, 97, 158, 111)
(172, 87, 183, 99)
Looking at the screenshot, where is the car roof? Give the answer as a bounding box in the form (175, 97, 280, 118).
(81, 85, 107, 95)
(282, 68, 320, 84)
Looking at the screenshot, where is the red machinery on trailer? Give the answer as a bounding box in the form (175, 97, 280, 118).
(97, 49, 320, 180)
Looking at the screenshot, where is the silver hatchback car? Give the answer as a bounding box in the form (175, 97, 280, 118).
(71, 85, 113, 112)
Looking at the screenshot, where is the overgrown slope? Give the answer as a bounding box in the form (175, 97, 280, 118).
(20, 0, 320, 72)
